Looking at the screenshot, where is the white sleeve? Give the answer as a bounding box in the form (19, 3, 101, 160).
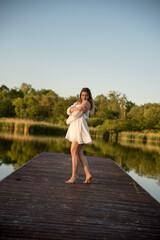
(72, 110, 83, 118)
(83, 111, 89, 120)
(66, 110, 90, 125)
(67, 102, 77, 115)
(72, 110, 89, 121)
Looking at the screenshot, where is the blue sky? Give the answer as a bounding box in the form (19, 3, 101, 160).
(0, 0, 160, 105)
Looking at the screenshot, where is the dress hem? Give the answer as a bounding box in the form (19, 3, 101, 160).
(65, 137, 92, 144)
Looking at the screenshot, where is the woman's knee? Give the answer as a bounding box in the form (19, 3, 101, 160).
(78, 148, 84, 158)
(71, 146, 78, 156)
(70, 142, 79, 155)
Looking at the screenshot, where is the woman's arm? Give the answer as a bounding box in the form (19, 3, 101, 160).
(70, 101, 91, 113)
(66, 101, 90, 125)
(81, 100, 91, 111)
(67, 102, 77, 115)
(66, 109, 89, 125)
(69, 106, 81, 113)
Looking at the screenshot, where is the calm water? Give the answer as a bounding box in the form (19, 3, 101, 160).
(0, 131, 160, 203)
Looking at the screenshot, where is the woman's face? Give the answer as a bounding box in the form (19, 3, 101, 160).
(81, 91, 89, 102)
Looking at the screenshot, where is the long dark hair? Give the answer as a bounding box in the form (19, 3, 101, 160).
(79, 88, 94, 113)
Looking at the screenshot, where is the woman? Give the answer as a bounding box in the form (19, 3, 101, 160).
(65, 88, 94, 184)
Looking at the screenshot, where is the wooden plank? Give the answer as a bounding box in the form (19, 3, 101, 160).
(0, 152, 160, 240)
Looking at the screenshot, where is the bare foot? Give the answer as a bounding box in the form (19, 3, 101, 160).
(83, 175, 92, 184)
(65, 175, 78, 184)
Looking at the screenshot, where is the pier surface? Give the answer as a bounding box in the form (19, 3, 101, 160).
(0, 152, 160, 239)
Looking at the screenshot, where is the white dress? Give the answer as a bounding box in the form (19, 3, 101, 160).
(65, 102, 92, 144)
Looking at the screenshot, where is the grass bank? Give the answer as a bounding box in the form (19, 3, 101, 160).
(90, 129, 160, 143)
(0, 118, 108, 138)
(0, 118, 67, 136)
(118, 131, 160, 143)
(1, 118, 160, 143)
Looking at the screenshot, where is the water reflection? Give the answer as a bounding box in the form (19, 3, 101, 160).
(0, 132, 160, 202)
(0, 132, 160, 179)
(0, 133, 70, 170)
(92, 139, 160, 178)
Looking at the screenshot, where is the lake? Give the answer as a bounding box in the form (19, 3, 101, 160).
(0, 131, 160, 203)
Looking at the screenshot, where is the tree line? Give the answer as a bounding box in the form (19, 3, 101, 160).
(0, 83, 160, 133)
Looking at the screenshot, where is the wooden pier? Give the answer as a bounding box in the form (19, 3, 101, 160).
(0, 152, 160, 239)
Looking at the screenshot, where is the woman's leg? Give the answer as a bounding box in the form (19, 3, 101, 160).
(65, 142, 79, 183)
(78, 144, 92, 183)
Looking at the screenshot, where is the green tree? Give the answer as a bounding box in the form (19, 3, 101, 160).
(144, 104, 160, 130)
(8, 88, 24, 100)
(94, 94, 108, 119)
(0, 85, 9, 100)
(52, 97, 67, 124)
(87, 117, 104, 127)
(13, 97, 26, 118)
(125, 100, 135, 113)
(127, 105, 145, 131)
(37, 95, 52, 120)
(0, 99, 15, 117)
(24, 96, 39, 119)
(20, 83, 32, 95)
(107, 91, 121, 119)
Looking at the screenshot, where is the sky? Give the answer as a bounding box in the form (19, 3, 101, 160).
(0, 0, 160, 105)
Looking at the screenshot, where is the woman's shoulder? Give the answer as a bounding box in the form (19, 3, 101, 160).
(75, 100, 91, 108)
(76, 101, 81, 106)
(82, 100, 91, 107)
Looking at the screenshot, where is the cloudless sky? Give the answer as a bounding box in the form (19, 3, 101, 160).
(0, 0, 160, 105)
